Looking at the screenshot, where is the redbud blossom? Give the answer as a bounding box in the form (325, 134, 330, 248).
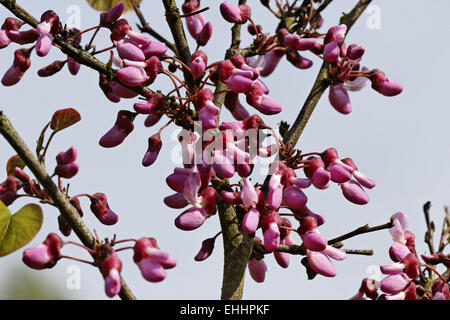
(22, 233, 63, 270)
(99, 110, 135, 148)
(89, 193, 119, 225)
(142, 133, 162, 167)
(248, 258, 267, 283)
(220, 2, 251, 24)
(101, 251, 122, 297)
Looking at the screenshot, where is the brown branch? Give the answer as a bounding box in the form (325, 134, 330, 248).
(423, 201, 435, 254)
(130, 0, 177, 54)
(327, 220, 393, 245)
(0, 111, 136, 300)
(283, 0, 372, 147)
(439, 206, 450, 252)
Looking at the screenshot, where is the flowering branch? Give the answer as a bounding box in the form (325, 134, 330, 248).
(283, 0, 372, 147)
(0, 0, 151, 97)
(0, 111, 137, 300)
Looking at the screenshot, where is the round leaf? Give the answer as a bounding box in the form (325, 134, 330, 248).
(50, 108, 81, 132)
(86, 0, 142, 12)
(0, 203, 43, 257)
(6, 155, 25, 176)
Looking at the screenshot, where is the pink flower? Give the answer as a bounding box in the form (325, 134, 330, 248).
(224, 92, 250, 120)
(297, 216, 327, 252)
(101, 251, 122, 297)
(248, 258, 267, 283)
(268, 173, 283, 210)
(242, 207, 260, 234)
(116, 38, 146, 61)
(100, 2, 124, 26)
(307, 245, 346, 277)
(175, 207, 208, 231)
(241, 178, 258, 208)
(220, 2, 251, 24)
(182, 1, 213, 46)
(164, 192, 189, 209)
(246, 82, 282, 115)
(285, 48, 313, 69)
(116, 66, 149, 87)
(133, 237, 176, 282)
(194, 237, 216, 262)
(190, 50, 207, 78)
(261, 211, 281, 252)
(2, 48, 32, 86)
(142, 133, 163, 167)
(329, 83, 352, 114)
(389, 211, 408, 243)
(379, 272, 411, 295)
(340, 180, 369, 205)
(304, 157, 330, 189)
(89, 193, 119, 225)
(22, 233, 63, 270)
(274, 234, 295, 268)
(283, 185, 308, 210)
(370, 70, 403, 97)
(99, 110, 135, 148)
(54, 146, 79, 179)
(323, 41, 340, 63)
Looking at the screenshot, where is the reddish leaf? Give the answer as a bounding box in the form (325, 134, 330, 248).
(6, 155, 25, 176)
(50, 108, 81, 132)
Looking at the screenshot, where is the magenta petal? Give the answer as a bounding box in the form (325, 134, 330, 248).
(329, 162, 352, 183)
(283, 185, 308, 209)
(307, 250, 336, 277)
(22, 244, 52, 270)
(251, 95, 282, 115)
(212, 153, 235, 178)
(329, 83, 352, 114)
(36, 34, 53, 57)
(389, 242, 410, 262)
(220, 2, 242, 23)
(241, 178, 258, 208)
(312, 167, 330, 189)
(2, 65, 24, 86)
(248, 258, 267, 283)
(98, 209, 119, 225)
(190, 56, 206, 78)
(301, 230, 327, 252)
(242, 207, 260, 234)
(175, 207, 207, 231)
(105, 269, 121, 297)
(380, 273, 410, 295)
(137, 258, 166, 282)
(379, 80, 403, 97)
(353, 170, 376, 189)
(116, 66, 149, 87)
(323, 41, 339, 63)
(183, 171, 201, 206)
(380, 262, 405, 275)
(274, 238, 290, 268)
(263, 223, 280, 252)
(323, 245, 347, 261)
(341, 180, 369, 205)
(164, 192, 189, 209)
(291, 177, 312, 189)
(225, 74, 254, 93)
(116, 39, 145, 61)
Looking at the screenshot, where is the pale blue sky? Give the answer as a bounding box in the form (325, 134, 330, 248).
(0, 0, 449, 299)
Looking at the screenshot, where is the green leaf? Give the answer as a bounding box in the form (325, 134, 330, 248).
(6, 155, 25, 176)
(0, 202, 43, 257)
(50, 108, 81, 132)
(86, 0, 142, 12)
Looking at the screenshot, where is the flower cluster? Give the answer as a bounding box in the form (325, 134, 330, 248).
(22, 233, 175, 298)
(351, 212, 449, 300)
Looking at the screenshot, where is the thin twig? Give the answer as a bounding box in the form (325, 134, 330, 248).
(327, 220, 394, 245)
(423, 201, 435, 254)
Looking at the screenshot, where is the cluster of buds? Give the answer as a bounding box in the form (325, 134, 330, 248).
(0, 10, 84, 85)
(22, 233, 176, 298)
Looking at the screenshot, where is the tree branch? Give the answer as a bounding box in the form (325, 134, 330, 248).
(0, 111, 136, 300)
(423, 201, 435, 254)
(327, 220, 393, 245)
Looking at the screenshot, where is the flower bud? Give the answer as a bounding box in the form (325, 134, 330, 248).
(99, 110, 136, 148)
(142, 133, 163, 167)
(89, 193, 119, 225)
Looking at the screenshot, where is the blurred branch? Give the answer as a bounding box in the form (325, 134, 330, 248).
(0, 111, 136, 300)
(423, 201, 435, 254)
